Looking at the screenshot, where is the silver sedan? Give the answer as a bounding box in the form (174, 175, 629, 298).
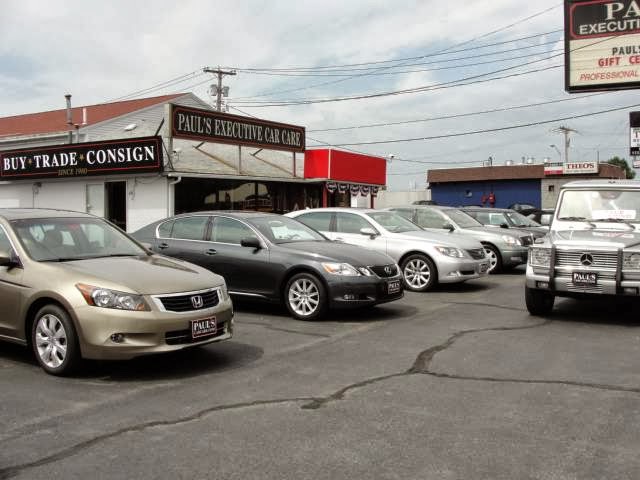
(286, 208, 489, 292)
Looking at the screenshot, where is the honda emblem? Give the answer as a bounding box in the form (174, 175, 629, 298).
(191, 295, 204, 309)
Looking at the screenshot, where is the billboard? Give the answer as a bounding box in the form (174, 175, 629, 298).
(565, 0, 640, 92)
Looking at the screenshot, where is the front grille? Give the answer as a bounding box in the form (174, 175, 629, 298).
(565, 282, 604, 294)
(466, 248, 485, 260)
(555, 251, 618, 269)
(369, 264, 399, 278)
(158, 289, 220, 312)
(165, 321, 227, 345)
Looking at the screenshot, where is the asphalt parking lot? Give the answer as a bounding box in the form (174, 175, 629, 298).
(1, 268, 639, 479)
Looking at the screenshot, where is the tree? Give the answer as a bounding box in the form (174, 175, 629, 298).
(606, 156, 636, 179)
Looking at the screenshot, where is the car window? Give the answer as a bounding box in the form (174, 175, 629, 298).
(0, 226, 13, 253)
(250, 216, 325, 244)
(367, 211, 419, 233)
(157, 219, 174, 238)
(211, 217, 254, 244)
(414, 209, 446, 228)
(505, 210, 541, 227)
(294, 212, 332, 232)
(335, 213, 373, 234)
(170, 216, 209, 241)
(445, 209, 483, 228)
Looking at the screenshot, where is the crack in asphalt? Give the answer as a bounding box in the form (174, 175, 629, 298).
(3, 311, 638, 478)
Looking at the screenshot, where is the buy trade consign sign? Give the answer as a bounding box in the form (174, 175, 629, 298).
(565, 0, 640, 92)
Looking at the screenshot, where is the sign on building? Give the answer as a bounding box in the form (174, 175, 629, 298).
(171, 105, 305, 153)
(0, 136, 163, 180)
(565, 0, 640, 92)
(544, 161, 598, 175)
(631, 111, 640, 156)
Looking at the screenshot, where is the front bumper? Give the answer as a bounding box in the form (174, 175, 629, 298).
(500, 246, 529, 268)
(327, 274, 404, 309)
(526, 264, 640, 297)
(73, 296, 234, 360)
(435, 257, 490, 284)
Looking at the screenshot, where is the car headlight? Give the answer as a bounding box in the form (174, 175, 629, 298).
(76, 283, 150, 311)
(623, 252, 640, 270)
(529, 248, 551, 267)
(434, 246, 465, 258)
(219, 282, 230, 301)
(357, 266, 374, 276)
(322, 262, 360, 276)
(502, 235, 521, 246)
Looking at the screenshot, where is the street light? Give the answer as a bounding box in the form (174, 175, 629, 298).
(549, 144, 561, 161)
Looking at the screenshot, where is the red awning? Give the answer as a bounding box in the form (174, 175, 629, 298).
(304, 149, 386, 185)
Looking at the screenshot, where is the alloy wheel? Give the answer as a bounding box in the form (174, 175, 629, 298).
(288, 278, 320, 317)
(404, 258, 431, 289)
(35, 313, 68, 369)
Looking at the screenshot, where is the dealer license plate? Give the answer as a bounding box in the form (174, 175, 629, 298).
(191, 317, 217, 339)
(387, 280, 401, 294)
(572, 272, 597, 286)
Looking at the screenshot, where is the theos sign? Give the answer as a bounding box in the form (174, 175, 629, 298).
(564, 161, 599, 174)
(565, 0, 640, 92)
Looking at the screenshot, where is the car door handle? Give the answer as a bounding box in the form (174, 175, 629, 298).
(205, 248, 217, 255)
(157, 242, 169, 250)
(334, 237, 344, 242)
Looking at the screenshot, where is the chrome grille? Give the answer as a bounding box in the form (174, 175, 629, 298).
(369, 264, 399, 278)
(157, 289, 220, 312)
(466, 248, 486, 260)
(565, 282, 604, 294)
(555, 251, 618, 269)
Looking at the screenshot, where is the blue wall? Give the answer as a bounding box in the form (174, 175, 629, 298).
(430, 179, 541, 208)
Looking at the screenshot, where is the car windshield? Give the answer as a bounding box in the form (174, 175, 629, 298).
(11, 217, 146, 262)
(557, 189, 640, 224)
(445, 209, 483, 228)
(367, 211, 422, 233)
(505, 210, 542, 227)
(249, 216, 326, 244)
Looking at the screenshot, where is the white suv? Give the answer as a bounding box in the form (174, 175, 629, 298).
(525, 180, 640, 314)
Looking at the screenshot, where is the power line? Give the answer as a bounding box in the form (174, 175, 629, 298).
(308, 93, 605, 132)
(328, 103, 640, 147)
(108, 70, 205, 102)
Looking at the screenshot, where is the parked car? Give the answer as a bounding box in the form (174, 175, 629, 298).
(525, 180, 640, 315)
(526, 208, 555, 227)
(460, 207, 549, 236)
(131, 212, 403, 321)
(0, 209, 233, 375)
(285, 208, 489, 292)
(387, 205, 536, 274)
(508, 203, 538, 214)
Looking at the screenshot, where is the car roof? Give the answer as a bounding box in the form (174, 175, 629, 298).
(0, 208, 95, 221)
(461, 207, 511, 212)
(562, 179, 640, 189)
(291, 207, 379, 214)
(167, 210, 285, 220)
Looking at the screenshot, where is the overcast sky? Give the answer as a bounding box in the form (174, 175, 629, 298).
(1, 0, 638, 190)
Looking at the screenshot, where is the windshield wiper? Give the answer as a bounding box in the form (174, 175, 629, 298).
(557, 216, 596, 228)
(594, 218, 636, 230)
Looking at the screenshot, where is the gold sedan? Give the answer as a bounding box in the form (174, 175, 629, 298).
(0, 209, 233, 375)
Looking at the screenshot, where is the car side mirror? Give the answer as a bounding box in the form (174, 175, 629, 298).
(360, 227, 378, 238)
(443, 223, 455, 232)
(500, 223, 509, 229)
(240, 236, 262, 249)
(0, 249, 20, 268)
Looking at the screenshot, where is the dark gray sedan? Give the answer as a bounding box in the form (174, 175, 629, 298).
(131, 212, 403, 321)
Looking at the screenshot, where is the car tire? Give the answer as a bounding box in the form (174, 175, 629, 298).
(483, 244, 502, 274)
(31, 304, 81, 376)
(284, 273, 328, 321)
(525, 286, 555, 316)
(401, 254, 437, 292)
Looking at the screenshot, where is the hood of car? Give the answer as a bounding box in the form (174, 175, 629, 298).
(277, 241, 395, 266)
(396, 230, 482, 249)
(549, 228, 640, 249)
(57, 255, 224, 295)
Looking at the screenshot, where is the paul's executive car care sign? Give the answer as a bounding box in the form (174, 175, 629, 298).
(0, 136, 163, 180)
(566, 0, 640, 92)
(171, 105, 305, 153)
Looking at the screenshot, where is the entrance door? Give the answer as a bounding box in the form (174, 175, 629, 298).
(105, 181, 127, 231)
(86, 184, 105, 218)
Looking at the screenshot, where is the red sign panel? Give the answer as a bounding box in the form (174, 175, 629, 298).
(304, 149, 386, 185)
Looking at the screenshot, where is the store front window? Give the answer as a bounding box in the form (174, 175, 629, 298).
(174, 178, 322, 214)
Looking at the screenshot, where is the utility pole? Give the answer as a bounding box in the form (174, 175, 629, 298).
(552, 125, 579, 163)
(203, 67, 236, 111)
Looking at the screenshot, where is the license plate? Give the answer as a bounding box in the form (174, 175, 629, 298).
(479, 262, 489, 273)
(572, 272, 597, 286)
(387, 280, 401, 294)
(191, 316, 217, 339)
